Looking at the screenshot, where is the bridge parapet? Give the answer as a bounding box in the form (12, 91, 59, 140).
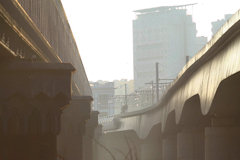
(0, 0, 91, 96)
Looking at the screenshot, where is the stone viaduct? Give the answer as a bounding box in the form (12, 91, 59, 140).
(97, 9, 240, 160)
(0, 0, 97, 160)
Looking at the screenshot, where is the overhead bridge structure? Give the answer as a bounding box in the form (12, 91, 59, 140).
(0, 1, 97, 160)
(97, 10, 240, 160)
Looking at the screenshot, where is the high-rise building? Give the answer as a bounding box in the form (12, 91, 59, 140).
(211, 14, 233, 36)
(133, 5, 207, 89)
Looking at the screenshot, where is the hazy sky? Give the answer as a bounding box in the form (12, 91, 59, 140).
(61, 0, 240, 82)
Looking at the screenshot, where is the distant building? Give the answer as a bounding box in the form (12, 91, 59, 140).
(133, 5, 207, 89)
(91, 80, 135, 115)
(212, 14, 233, 36)
(114, 79, 135, 95)
(113, 79, 135, 113)
(91, 81, 115, 117)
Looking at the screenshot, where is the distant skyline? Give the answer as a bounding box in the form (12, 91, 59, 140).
(61, 0, 240, 82)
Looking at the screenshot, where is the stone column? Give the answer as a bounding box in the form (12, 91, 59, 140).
(162, 133, 177, 160)
(139, 124, 162, 160)
(140, 141, 162, 160)
(0, 62, 74, 160)
(177, 128, 204, 160)
(83, 111, 99, 160)
(205, 118, 240, 160)
(57, 96, 93, 160)
(92, 125, 103, 160)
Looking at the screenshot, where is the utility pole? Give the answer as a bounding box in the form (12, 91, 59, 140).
(151, 81, 154, 104)
(156, 62, 159, 102)
(124, 84, 127, 105)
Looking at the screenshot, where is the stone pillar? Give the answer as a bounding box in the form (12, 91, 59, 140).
(92, 125, 103, 160)
(205, 118, 240, 160)
(162, 134, 177, 160)
(140, 141, 162, 160)
(0, 62, 74, 160)
(177, 128, 204, 160)
(139, 124, 162, 160)
(57, 96, 93, 160)
(83, 111, 99, 160)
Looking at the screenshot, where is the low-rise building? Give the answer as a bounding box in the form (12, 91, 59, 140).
(91, 81, 115, 117)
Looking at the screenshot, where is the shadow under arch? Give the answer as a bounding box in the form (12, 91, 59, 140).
(144, 123, 162, 141)
(178, 94, 206, 127)
(208, 71, 240, 118)
(163, 111, 177, 135)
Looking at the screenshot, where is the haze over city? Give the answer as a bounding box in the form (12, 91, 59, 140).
(2, 0, 240, 159)
(62, 0, 240, 82)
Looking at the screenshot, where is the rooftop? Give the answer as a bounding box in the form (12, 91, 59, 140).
(134, 3, 197, 14)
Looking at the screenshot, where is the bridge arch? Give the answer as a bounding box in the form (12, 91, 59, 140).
(208, 71, 240, 118)
(144, 123, 162, 141)
(163, 111, 177, 134)
(178, 94, 203, 127)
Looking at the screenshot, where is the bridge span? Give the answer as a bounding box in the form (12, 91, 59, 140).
(0, 1, 96, 160)
(96, 9, 240, 160)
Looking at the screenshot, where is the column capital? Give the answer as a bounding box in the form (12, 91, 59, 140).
(0, 61, 75, 135)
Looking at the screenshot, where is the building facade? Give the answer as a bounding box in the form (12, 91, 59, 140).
(211, 14, 233, 36)
(133, 5, 207, 89)
(113, 79, 134, 114)
(91, 81, 115, 117)
(91, 80, 135, 115)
